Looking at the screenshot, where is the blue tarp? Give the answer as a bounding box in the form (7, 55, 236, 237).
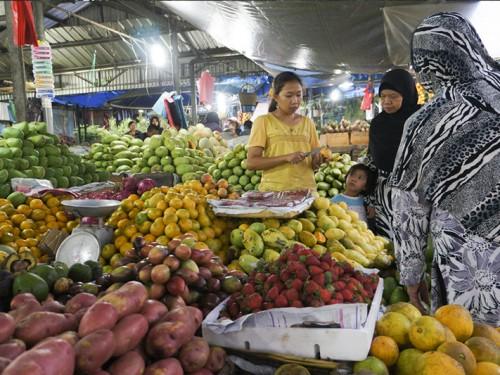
(52, 91, 126, 108)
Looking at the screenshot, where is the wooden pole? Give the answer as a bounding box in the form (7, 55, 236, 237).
(5, 1, 27, 122)
(170, 20, 180, 93)
(189, 61, 197, 125)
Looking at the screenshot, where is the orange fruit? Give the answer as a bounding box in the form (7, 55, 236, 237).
(202, 227, 216, 240)
(101, 244, 116, 260)
(114, 235, 128, 249)
(138, 221, 152, 235)
(16, 204, 32, 216)
(164, 223, 181, 238)
(146, 208, 162, 221)
(11, 214, 26, 225)
(21, 229, 36, 239)
(117, 218, 130, 230)
(29, 198, 44, 210)
(475, 362, 500, 375)
(156, 235, 169, 246)
(386, 302, 422, 323)
(45, 197, 60, 209)
(29, 209, 45, 221)
(19, 219, 35, 230)
(66, 220, 79, 231)
(435, 305, 474, 342)
(178, 218, 193, 233)
(50, 207, 59, 215)
(164, 207, 177, 216)
(176, 209, 190, 220)
(163, 214, 178, 225)
(150, 218, 165, 237)
(169, 197, 183, 209)
(133, 199, 144, 210)
(47, 221, 59, 230)
(416, 351, 466, 375)
(409, 316, 447, 351)
(376, 312, 412, 347)
(155, 200, 167, 211)
(0, 211, 8, 222)
(123, 225, 138, 239)
(143, 234, 156, 243)
(55, 211, 68, 223)
(26, 238, 38, 248)
(119, 242, 133, 257)
(369, 336, 399, 367)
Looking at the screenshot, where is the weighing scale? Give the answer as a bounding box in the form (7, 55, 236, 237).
(55, 199, 120, 267)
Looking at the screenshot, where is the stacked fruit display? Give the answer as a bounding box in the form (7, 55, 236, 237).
(0, 281, 227, 374)
(0, 192, 78, 265)
(129, 133, 215, 183)
(105, 179, 237, 268)
(208, 144, 262, 193)
(355, 302, 500, 375)
(189, 123, 229, 158)
(221, 243, 380, 319)
(85, 134, 144, 174)
(0, 122, 107, 196)
(315, 153, 356, 197)
(228, 197, 393, 273)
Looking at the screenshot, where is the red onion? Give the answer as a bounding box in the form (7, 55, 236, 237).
(137, 178, 156, 195)
(122, 176, 138, 193)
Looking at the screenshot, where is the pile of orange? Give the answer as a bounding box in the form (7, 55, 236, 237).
(105, 180, 235, 268)
(0, 193, 78, 262)
(364, 303, 500, 375)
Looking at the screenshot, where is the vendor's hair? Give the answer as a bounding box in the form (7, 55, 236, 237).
(269, 71, 303, 112)
(128, 120, 136, 128)
(347, 164, 376, 194)
(149, 115, 160, 126)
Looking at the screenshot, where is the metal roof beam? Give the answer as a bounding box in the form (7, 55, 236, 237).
(179, 47, 235, 59)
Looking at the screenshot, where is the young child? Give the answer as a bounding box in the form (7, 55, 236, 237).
(331, 164, 375, 223)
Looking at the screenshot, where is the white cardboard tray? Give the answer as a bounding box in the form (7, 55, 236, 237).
(202, 277, 383, 361)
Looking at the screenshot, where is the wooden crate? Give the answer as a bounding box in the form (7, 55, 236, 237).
(320, 132, 350, 147)
(350, 131, 369, 145)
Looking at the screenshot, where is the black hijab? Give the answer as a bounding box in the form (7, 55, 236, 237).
(369, 69, 419, 173)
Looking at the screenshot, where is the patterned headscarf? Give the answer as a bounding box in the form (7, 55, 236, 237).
(392, 12, 500, 239)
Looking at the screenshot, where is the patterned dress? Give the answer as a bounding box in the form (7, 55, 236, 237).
(391, 12, 500, 325)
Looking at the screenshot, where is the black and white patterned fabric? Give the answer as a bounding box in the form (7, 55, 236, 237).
(390, 12, 500, 325)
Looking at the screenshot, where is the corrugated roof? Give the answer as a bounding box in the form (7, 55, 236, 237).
(0, 1, 229, 77)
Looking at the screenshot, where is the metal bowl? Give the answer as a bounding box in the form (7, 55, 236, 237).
(62, 199, 121, 218)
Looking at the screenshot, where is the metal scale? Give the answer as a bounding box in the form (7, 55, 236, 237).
(55, 199, 120, 266)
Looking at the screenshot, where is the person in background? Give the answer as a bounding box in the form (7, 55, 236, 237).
(204, 112, 222, 132)
(224, 117, 241, 136)
(247, 71, 325, 191)
(127, 120, 145, 140)
(146, 124, 161, 138)
(149, 115, 163, 133)
(390, 12, 499, 324)
(366, 68, 420, 239)
(331, 164, 375, 223)
(240, 119, 253, 135)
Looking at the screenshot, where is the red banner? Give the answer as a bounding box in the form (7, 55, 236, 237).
(11, 0, 38, 46)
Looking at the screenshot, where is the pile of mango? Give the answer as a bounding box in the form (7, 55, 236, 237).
(315, 153, 355, 198)
(0, 192, 78, 266)
(228, 197, 393, 273)
(105, 179, 236, 269)
(85, 133, 144, 174)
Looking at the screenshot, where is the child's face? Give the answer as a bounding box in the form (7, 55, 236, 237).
(346, 169, 368, 194)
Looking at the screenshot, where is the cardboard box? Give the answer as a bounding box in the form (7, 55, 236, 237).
(202, 278, 383, 361)
(350, 131, 369, 145)
(320, 133, 350, 147)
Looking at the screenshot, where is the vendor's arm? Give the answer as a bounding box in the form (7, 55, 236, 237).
(391, 188, 431, 313)
(309, 118, 323, 170)
(247, 147, 305, 170)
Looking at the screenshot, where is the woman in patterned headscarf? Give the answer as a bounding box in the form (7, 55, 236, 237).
(391, 12, 500, 325)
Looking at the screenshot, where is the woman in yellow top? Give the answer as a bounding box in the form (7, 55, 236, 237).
(247, 71, 322, 191)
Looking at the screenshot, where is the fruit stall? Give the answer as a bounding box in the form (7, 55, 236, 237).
(0, 120, 498, 375)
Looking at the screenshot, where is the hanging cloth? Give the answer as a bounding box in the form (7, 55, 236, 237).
(360, 79, 374, 111)
(10, 0, 38, 47)
(197, 71, 215, 105)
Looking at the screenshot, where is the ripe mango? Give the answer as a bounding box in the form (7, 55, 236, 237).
(325, 228, 345, 241)
(313, 197, 330, 210)
(317, 216, 337, 231)
(263, 249, 280, 263)
(298, 218, 315, 233)
(261, 228, 289, 249)
(263, 218, 280, 229)
(286, 219, 303, 234)
(238, 254, 259, 273)
(279, 226, 296, 240)
(312, 244, 327, 257)
(243, 229, 264, 257)
(299, 231, 317, 248)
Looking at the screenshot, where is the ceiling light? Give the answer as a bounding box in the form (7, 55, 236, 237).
(150, 44, 167, 67)
(330, 89, 342, 102)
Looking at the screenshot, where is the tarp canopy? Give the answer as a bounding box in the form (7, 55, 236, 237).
(53, 91, 126, 108)
(162, 1, 500, 74)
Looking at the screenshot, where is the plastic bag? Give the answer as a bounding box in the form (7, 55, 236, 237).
(10, 178, 53, 195)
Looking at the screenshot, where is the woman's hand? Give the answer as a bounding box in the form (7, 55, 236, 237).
(286, 152, 306, 164)
(406, 279, 430, 314)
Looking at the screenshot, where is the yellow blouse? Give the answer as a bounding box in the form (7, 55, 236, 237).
(248, 113, 320, 191)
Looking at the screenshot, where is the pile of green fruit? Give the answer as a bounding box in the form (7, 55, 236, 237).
(131, 132, 215, 183)
(0, 122, 107, 197)
(86, 133, 144, 174)
(208, 144, 261, 192)
(315, 153, 356, 197)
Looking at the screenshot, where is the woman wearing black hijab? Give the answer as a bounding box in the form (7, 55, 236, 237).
(367, 69, 419, 239)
